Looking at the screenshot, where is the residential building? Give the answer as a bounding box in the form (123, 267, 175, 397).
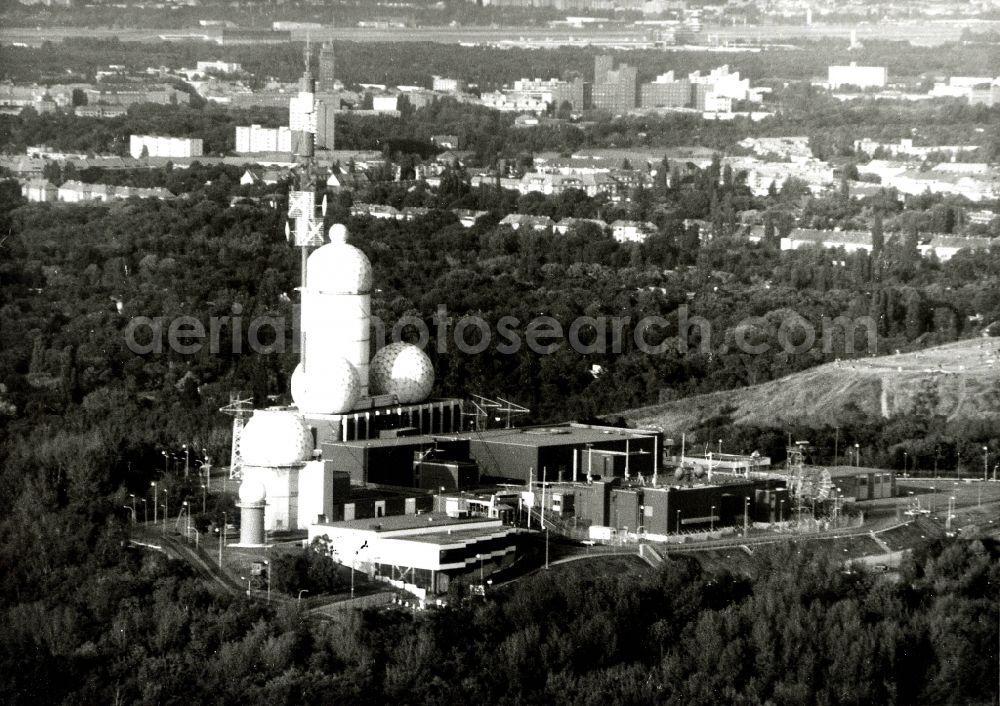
(129, 135, 203, 159)
(56, 180, 173, 203)
(611, 220, 657, 243)
(318, 42, 337, 93)
(640, 72, 691, 109)
(236, 125, 294, 154)
(21, 178, 57, 202)
(553, 217, 609, 235)
(84, 84, 189, 107)
(432, 75, 465, 93)
(499, 214, 555, 231)
(431, 135, 460, 149)
(451, 209, 489, 227)
(239, 168, 288, 186)
(592, 56, 638, 113)
(372, 94, 400, 113)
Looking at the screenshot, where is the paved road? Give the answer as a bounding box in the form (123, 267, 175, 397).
(1, 20, 992, 47)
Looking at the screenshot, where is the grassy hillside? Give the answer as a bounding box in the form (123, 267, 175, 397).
(622, 338, 1000, 432)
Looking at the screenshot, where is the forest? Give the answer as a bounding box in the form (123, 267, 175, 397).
(1, 487, 997, 706)
(1, 149, 998, 485)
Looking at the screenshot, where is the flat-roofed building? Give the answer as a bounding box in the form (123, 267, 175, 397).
(828, 63, 887, 89)
(307, 512, 517, 598)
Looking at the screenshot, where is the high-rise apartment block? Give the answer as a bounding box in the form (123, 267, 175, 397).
(592, 56, 638, 113)
(640, 71, 691, 108)
(318, 42, 336, 93)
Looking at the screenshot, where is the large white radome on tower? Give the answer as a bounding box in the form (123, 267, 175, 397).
(306, 225, 373, 294)
(370, 342, 435, 404)
(240, 409, 313, 467)
(291, 358, 360, 415)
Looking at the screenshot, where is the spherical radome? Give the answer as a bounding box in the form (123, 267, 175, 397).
(238, 479, 266, 504)
(240, 409, 312, 468)
(291, 359, 361, 414)
(370, 342, 435, 404)
(306, 236, 372, 294)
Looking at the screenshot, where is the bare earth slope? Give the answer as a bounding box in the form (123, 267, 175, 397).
(622, 338, 1000, 432)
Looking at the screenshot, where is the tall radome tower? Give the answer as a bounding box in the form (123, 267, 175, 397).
(293, 223, 372, 410)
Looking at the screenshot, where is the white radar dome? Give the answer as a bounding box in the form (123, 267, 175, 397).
(291, 359, 361, 415)
(369, 342, 435, 404)
(240, 409, 312, 468)
(238, 479, 266, 505)
(306, 228, 372, 294)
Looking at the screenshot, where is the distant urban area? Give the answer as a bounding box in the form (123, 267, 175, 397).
(0, 2, 998, 705)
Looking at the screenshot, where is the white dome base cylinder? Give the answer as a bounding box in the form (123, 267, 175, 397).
(239, 502, 265, 546)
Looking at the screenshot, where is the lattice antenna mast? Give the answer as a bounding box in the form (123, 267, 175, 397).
(286, 36, 324, 372)
(220, 392, 253, 479)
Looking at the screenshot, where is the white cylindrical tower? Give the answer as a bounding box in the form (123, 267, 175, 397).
(238, 480, 266, 546)
(296, 224, 372, 410)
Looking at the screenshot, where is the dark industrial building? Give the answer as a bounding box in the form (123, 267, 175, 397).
(467, 425, 660, 484)
(826, 466, 896, 502)
(322, 423, 662, 488)
(541, 477, 790, 535)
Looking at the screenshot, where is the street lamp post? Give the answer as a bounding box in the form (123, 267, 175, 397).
(710, 505, 715, 532)
(854, 443, 860, 468)
(834, 426, 839, 466)
(218, 511, 226, 567)
(151, 482, 158, 525)
(162, 490, 169, 530)
(744, 497, 749, 535)
(140, 497, 147, 523)
(161, 450, 168, 474)
(182, 501, 189, 541)
(903, 451, 908, 477)
(298, 589, 309, 603)
(201, 484, 207, 514)
(123, 505, 134, 523)
(477, 553, 484, 585)
(957, 450, 961, 480)
(676, 509, 681, 534)
(182, 444, 190, 478)
(983, 446, 989, 482)
(129, 494, 136, 524)
(779, 499, 785, 524)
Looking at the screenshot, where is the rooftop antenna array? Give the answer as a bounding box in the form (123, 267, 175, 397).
(787, 440, 832, 501)
(462, 394, 529, 431)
